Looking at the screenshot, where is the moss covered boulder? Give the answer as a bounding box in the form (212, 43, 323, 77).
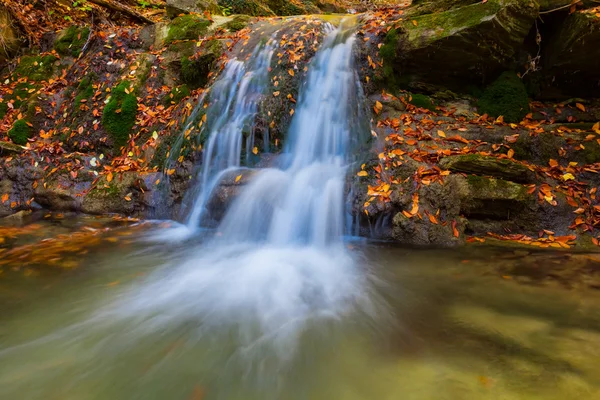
(225, 15, 252, 32)
(478, 71, 529, 122)
(14, 55, 58, 81)
(0, 6, 25, 66)
(461, 175, 534, 219)
(8, 119, 31, 145)
(545, 11, 600, 97)
(166, 0, 221, 18)
(217, 0, 275, 16)
(180, 39, 224, 89)
(166, 14, 212, 44)
(385, 0, 538, 90)
(101, 81, 138, 149)
(439, 154, 535, 183)
(54, 26, 90, 57)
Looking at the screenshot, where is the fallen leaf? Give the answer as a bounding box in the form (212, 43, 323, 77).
(576, 103, 586, 112)
(235, 174, 242, 183)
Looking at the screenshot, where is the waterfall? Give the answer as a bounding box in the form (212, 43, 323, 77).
(115, 22, 374, 363)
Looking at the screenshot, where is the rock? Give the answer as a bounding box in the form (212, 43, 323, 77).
(460, 175, 535, 219)
(545, 10, 600, 97)
(217, 0, 275, 16)
(0, 141, 25, 155)
(166, 0, 221, 19)
(0, 6, 25, 66)
(439, 154, 536, 183)
(225, 15, 252, 32)
(384, 0, 538, 90)
(392, 212, 466, 247)
(34, 175, 92, 212)
(2, 210, 32, 221)
(204, 169, 257, 223)
(81, 172, 161, 216)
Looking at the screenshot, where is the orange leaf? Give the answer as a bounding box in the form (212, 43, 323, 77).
(1, 194, 8, 203)
(575, 103, 586, 112)
(452, 220, 459, 238)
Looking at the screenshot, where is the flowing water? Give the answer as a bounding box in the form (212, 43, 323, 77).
(2, 20, 600, 400)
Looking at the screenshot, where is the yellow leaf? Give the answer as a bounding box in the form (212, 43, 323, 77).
(124, 194, 132, 201)
(288, 69, 295, 77)
(412, 20, 418, 26)
(357, 171, 368, 177)
(562, 173, 575, 181)
(593, 122, 600, 134)
(507, 149, 514, 158)
(166, 169, 175, 176)
(252, 146, 258, 155)
(235, 174, 242, 183)
(273, 91, 280, 97)
(290, 109, 295, 116)
(374, 101, 383, 115)
(576, 103, 586, 112)
(437, 130, 446, 138)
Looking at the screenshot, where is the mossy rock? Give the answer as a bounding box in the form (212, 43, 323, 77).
(225, 15, 252, 32)
(461, 175, 534, 219)
(74, 73, 95, 112)
(8, 119, 31, 145)
(180, 39, 223, 89)
(409, 93, 436, 111)
(217, 0, 275, 16)
(166, 14, 212, 44)
(101, 81, 138, 149)
(439, 154, 535, 183)
(392, 0, 538, 90)
(379, 28, 399, 88)
(163, 84, 191, 106)
(0, 81, 38, 119)
(14, 55, 58, 81)
(478, 72, 530, 123)
(54, 26, 90, 57)
(166, 0, 221, 18)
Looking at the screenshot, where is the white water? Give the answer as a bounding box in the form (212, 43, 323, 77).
(157, 40, 276, 240)
(124, 23, 373, 358)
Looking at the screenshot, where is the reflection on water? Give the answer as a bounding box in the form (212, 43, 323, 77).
(1, 220, 600, 399)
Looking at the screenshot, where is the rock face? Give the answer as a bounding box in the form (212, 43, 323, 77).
(438, 154, 535, 183)
(166, 0, 221, 18)
(387, 0, 539, 89)
(0, 6, 24, 66)
(545, 10, 600, 97)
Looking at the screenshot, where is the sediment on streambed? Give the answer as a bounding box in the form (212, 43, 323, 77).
(1, 0, 600, 250)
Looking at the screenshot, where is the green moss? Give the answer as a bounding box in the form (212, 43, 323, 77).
(478, 72, 529, 123)
(74, 74, 95, 112)
(217, 0, 275, 16)
(101, 81, 138, 149)
(163, 84, 191, 106)
(379, 28, 399, 88)
(225, 15, 251, 31)
(8, 119, 31, 145)
(180, 40, 223, 89)
(580, 139, 600, 164)
(54, 26, 90, 57)
(409, 93, 436, 111)
(15, 55, 58, 81)
(0, 82, 38, 119)
(166, 15, 212, 44)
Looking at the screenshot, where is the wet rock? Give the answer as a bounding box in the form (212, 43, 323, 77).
(204, 169, 258, 223)
(81, 172, 161, 216)
(0, 141, 25, 155)
(460, 175, 535, 219)
(545, 10, 600, 97)
(2, 209, 32, 221)
(392, 212, 466, 247)
(385, 0, 538, 90)
(166, 0, 220, 19)
(34, 175, 92, 212)
(439, 154, 536, 183)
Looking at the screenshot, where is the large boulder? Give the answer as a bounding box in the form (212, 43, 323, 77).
(544, 10, 600, 97)
(0, 6, 24, 66)
(166, 0, 221, 19)
(383, 0, 538, 89)
(439, 154, 536, 183)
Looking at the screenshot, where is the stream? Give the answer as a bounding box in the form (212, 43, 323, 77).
(1, 217, 600, 399)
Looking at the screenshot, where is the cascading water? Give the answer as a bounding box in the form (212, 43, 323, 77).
(0, 21, 383, 400)
(159, 40, 275, 239)
(118, 21, 375, 357)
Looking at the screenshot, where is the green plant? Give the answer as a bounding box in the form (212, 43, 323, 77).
(478, 72, 530, 123)
(102, 81, 138, 149)
(8, 119, 31, 145)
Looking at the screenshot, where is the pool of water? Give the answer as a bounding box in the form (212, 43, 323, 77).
(1, 216, 600, 400)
